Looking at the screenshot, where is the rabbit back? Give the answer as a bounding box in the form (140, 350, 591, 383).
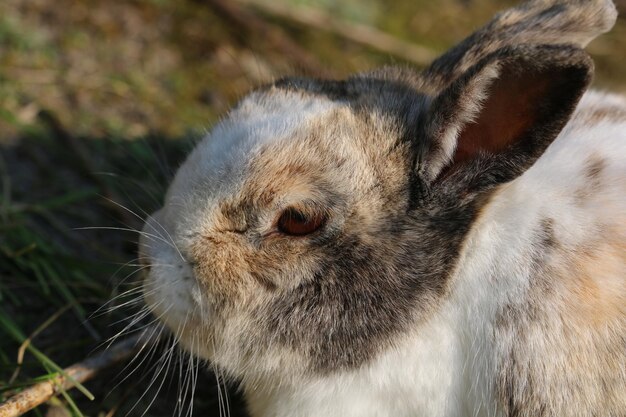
(454, 90, 626, 417)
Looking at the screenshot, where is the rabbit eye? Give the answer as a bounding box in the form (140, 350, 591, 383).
(277, 207, 326, 236)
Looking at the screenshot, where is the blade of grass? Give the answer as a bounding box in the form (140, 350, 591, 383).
(0, 308, 95, 401)
(23, 258, 51, 296)
(1, 372, 61, 393)
(9, 303, 74, 384)
(38, 259, 86, 318)
(42, 362, 85, 417)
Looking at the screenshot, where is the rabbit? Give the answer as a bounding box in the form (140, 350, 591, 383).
(139, 0, 625, 416)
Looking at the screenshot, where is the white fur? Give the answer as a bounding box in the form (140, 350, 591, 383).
(166, 89, 340, 210)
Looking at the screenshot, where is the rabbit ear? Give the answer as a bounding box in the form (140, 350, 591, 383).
(422, 0, 616, 90)
(416, 44, 593, 185)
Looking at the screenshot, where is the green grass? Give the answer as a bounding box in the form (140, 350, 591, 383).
(0, 126, 195, 415)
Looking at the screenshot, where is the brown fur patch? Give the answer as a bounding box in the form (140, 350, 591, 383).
(568, 236, 626, 326)
(581, 105, 626, 124)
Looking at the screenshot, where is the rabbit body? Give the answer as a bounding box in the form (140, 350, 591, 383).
(241, 90, 626, 417)
(140, 1, 625, 416)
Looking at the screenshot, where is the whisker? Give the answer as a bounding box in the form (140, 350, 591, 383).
(175, 339, 187, 417)
(187, 332, 200, 417)
(107, 305, 153, 332)
(94, 170, 164, 208)
(75, 226, 176, 252)
(100, 198, 187, 264)
(124, 334, 179, 417)
(173, 312, 189, 417)
(90, 275, 150, 319)
(97, 270, 183, 320)
(101, 278, 171, 316)
(89, 287, 144, 319)
(107, 323, 167, 396)
(176, 338, 193, 417)
(96, 295, 145, 316)
(101, 303, 167, 351)
(222, 366, 231, 417)
(139, 336, 177, 417)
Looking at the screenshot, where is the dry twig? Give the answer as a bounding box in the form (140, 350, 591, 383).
(0, 330, 157, 417)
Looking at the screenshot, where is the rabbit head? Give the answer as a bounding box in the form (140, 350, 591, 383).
(139, 0, 616, 387)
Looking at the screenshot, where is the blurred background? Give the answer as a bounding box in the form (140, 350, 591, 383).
(1, 0, 624, 416)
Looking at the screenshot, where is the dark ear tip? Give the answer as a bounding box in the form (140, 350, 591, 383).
(494, 44, 594, 80)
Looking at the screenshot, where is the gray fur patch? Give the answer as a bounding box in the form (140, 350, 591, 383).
(576, 154, 607, 202)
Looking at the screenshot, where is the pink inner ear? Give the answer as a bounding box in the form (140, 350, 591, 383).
(453, 69, 555, 165)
